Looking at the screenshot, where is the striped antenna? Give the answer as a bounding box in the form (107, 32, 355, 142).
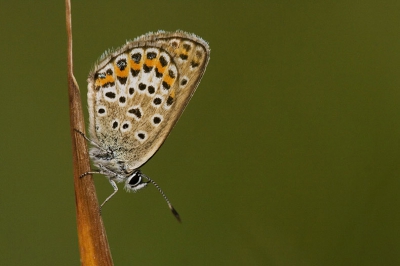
(142, 173, 181, 223)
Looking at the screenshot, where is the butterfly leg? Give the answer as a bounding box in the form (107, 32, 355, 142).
(100, 179, 119, 212)
(74, 128, 108, 153)
(79, 171, 101, 178)
(78, 164, 120, 214)
(80, 165, 117, 179)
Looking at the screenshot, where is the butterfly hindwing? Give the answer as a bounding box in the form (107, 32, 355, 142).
(87, 31, 210, 171)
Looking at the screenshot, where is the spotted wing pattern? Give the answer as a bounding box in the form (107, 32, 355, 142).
(87, 31, 210, 172)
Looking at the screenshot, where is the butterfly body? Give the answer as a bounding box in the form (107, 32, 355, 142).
(83, 31, 210, 219)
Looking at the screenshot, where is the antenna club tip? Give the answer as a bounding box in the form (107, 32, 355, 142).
(169, 205, 181, 223)
(146, 175, 181, 222)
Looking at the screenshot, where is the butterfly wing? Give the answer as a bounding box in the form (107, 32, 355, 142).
(87, 31, 210, 171)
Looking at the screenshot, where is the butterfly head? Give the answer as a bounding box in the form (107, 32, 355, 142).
(124, 170, 148, 192)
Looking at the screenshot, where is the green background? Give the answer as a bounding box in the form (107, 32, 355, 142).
(1, 1, 400, 265)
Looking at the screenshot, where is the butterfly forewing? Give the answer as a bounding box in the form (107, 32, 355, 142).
(87, 31, 210, 172)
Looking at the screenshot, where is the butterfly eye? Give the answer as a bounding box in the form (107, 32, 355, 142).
(129, 172, 141, 186)
(125, 171, 148, 192)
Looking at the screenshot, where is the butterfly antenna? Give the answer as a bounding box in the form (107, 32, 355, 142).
(142, 174, 181, 223)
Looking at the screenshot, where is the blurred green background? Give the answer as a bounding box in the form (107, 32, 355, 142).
(1, 1, 400, 265)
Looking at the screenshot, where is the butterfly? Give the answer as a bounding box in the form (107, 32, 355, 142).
(77, 30, 210, 221)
